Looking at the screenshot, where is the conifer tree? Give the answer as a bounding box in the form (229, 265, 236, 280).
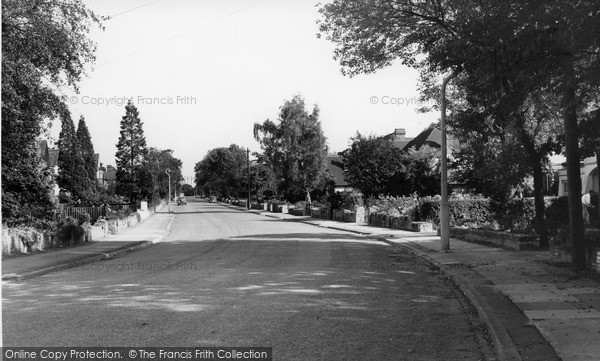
(57, 110, 89, 201)
(115, 101, 152, 204)
(77, 116, 97, 184)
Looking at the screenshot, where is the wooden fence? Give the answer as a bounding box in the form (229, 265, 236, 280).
(58, 204, 132, 224)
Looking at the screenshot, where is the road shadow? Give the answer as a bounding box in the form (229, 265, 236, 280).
(230, 232, 370, 241)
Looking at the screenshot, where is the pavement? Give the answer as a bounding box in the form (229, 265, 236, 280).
(1, 208, 174, 282)
(3, 201, 600, 361)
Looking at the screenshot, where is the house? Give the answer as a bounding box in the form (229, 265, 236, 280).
(383, 128, 414, 150)
(402, 126, 459, 154)
(400, 126, 468, 192)
(102, 165, 117, 187)
(557, 157, 598, 196)
(325, 155, 352, 192)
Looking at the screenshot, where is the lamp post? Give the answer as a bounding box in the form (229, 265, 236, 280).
(440, 71, 457, 251)
(247, 148, 251, 210)
(165, 168, 171, 212)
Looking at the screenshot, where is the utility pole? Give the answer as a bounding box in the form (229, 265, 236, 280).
(440, 71, 456, 251)
(247, 148, 251, 210)
(165, 168, 171, 212)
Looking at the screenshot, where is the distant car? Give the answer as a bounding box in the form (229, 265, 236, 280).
(177, 196, 187, 205)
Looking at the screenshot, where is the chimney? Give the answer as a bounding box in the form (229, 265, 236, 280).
(394, 128, 406, 140)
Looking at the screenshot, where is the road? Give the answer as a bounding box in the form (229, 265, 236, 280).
(3, 199, 491, 360)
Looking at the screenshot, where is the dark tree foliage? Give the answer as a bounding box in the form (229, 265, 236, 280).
(342, 133, 440, 197)
(1, 0, 103, 226)
(147, 148, 183, 200)
(76, 116, 97, 184)
(115, 101, 152, 204)
(393, 147, 441, 197)
(57, 110, 90, 202)
(195, 145, 247, 198)
(181, 184, 194, 197)
(342, 133, 403, 198)
(253, 95, 328, 202)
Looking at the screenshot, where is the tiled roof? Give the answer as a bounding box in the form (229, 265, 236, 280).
(382, 132, 414, 150)
(403, 127, 458, 152)
(404, 127, 442, 150)
(326, 155, 349, 187)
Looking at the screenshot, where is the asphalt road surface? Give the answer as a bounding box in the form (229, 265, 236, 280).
(3, 199, 492, 360)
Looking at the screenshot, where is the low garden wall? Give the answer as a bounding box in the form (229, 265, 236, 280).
(449, 227, 539, 251)
(289, 208, 307, 216)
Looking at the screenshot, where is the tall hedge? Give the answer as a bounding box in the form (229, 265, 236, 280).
(417, 198, 494, 227)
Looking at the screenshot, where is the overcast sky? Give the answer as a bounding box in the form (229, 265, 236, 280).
(58, 0, 440, 180)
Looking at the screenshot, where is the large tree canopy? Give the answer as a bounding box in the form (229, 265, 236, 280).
(342, 132, 440, 198)
(318, 0, 600, 270)
(147, 148, 183, 200)
(2, 0, 103, 225)
(253, 95, 328, 201)
(194, 145, 247, 199)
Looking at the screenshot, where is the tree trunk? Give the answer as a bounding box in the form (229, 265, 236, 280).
(513, 111, 548, 248)
(560, 56, 586, 272)
(532, 159, 548, 247)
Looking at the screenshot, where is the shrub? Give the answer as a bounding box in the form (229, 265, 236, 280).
(294, 200, 307, 209)
(57, 224, 85, 245)
(2, 226, 46, 255)
(416, 196, 494, 228)
(366, 194, 420, 218)
(495, 198, 534, 232)
(545, 196, 570, 229)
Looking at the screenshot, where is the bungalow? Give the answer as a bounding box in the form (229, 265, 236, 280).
(325, 155, 352, 192)
(557, 157, 599, 196)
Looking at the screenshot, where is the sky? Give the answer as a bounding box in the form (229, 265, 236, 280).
(57, 0, 440, 181)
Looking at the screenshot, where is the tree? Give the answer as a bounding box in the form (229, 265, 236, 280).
(342, 133, 403, 197)
(449, 75, 564, 245)
(253, 95, 328, 202)
(318, 0, 600, 271)
(147, 148, 183, 200)
(194, 145, 247, 198)
(115, 101, 152, 204)
(343, 133, 440, 197)
(394, 147, 441, 197)
(182, 184, 194, 197)
(57, 109, 90, 202)
(77, 116, 97, 184)
(2, 0, 103, 225)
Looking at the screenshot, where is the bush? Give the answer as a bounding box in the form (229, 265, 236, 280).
(57, 224, 85, 245)
(294, 200, 307, 209)
(366, 194, 420, 218)
(545, 196, 570, 229)
(329, 190, 363, 210)
(416, 197, 494, 228)
(2, 227, 46, 255)
(494, 198, 536, 233)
